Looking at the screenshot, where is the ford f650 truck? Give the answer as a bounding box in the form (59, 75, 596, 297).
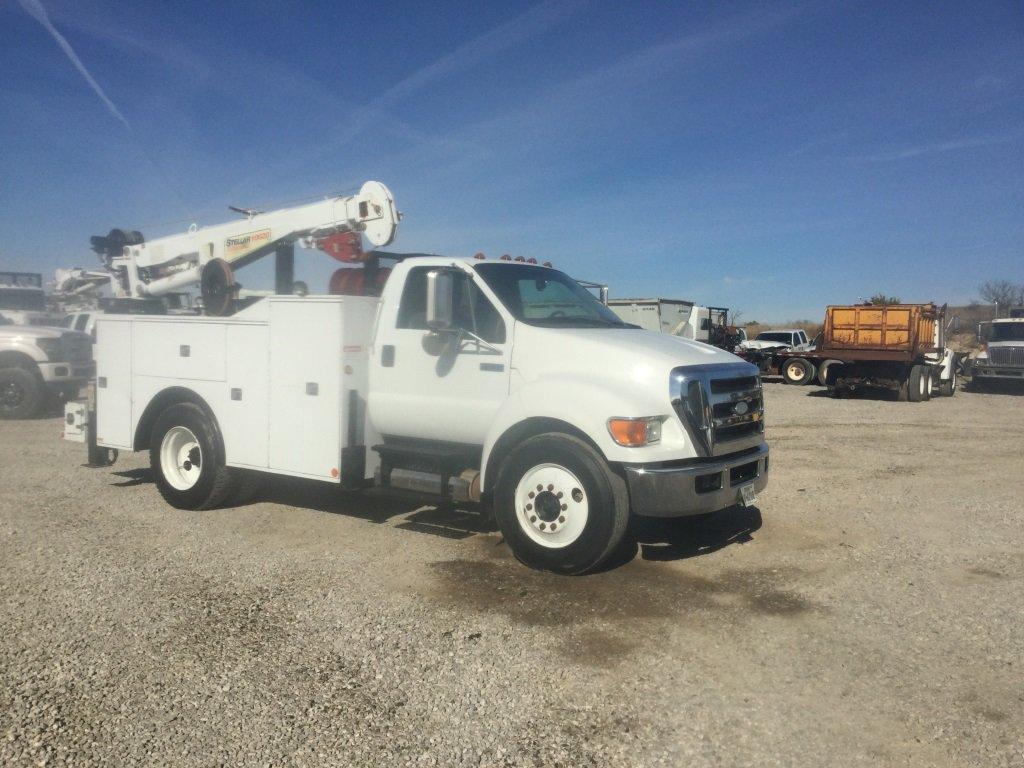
(64, 184, 768, 574)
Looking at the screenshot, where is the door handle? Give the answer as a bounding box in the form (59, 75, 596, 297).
(381, 345, 395, 367)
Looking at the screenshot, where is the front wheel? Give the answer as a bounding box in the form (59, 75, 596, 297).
(939, 368, 956, 397)
(150, 403, 237, 510)
(494, 433, 629, 575)
(0, 367, 45, 419)
(907, 365, 930, 402)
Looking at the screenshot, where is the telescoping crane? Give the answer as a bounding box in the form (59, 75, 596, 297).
(88, 181, 400, 315)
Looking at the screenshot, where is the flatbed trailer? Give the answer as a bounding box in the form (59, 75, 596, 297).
(769, 304, 958, 401)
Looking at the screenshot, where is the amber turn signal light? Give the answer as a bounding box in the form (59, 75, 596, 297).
(607, 417, 662, 447)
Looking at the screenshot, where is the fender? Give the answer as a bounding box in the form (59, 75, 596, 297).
(479, 373, 694, 489)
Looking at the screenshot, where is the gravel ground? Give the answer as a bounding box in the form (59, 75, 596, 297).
(1, 383, 1023, 767)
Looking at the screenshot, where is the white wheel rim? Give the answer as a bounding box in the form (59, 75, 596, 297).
(786, 362, 802, 381)
(919, 370, 927, 397)
(514, 463, 589, 549)
(160, 426, 202, 490)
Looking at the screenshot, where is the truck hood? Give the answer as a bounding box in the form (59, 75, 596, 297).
(0, 324, 68, 341)
(512, 324, 745, 387)
(741, 340, 792, 351)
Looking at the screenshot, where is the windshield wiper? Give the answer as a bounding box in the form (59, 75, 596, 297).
(533, 316, 627, 327)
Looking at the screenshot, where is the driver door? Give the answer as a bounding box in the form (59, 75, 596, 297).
(371, 266, 511, 446)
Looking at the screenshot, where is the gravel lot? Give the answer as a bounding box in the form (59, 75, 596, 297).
(2, 383, 1022, 767)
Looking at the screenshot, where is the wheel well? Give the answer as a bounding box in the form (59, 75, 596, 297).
(133, 387, 218, 451)
(484, 417, 605, 494)
(0, 351, 39, 372)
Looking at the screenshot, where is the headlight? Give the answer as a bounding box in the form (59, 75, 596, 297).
(607, 416, 664, 447)
(36, 337, 63, 359)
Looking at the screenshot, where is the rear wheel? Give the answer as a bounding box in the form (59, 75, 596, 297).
(907, 365, 929, 402)
(494, 433, 629, 575)
(782, 357, 816, 386)
(150, 403, 237, 509)
(0, 367, 45, 419)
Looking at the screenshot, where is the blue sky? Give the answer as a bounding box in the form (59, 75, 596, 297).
(1, 0, 1021, 322)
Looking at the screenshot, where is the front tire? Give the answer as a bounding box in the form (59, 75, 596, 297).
(939, 368, 956, 397)
(0, 366, 45, 419)
(908, 365, 929, 402)
(150, 403, 237, 510)
(494, 433, 629, 575)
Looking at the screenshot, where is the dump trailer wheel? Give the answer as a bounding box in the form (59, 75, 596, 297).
(0, 366, 45, 419)
(494, 432, 629, 576)
(782, 357, 816, 386)
(817, 360, 841, 387)
(939, 368, 956, 397)
(150, 403, 237, 510)
(907, 365, 928, 402)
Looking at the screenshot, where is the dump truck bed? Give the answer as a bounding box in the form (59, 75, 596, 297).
(821, 304, 940, 362)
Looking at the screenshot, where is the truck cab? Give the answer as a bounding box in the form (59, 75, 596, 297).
(969, 318, 1024, 386)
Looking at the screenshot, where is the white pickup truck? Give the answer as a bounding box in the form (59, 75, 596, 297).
(67, 258, 769, 574)
(0, 320, 94, 418)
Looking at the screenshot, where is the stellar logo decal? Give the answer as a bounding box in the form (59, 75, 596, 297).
(225, 229, 271, 258)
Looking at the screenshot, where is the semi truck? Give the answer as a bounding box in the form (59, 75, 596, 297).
(765, 303, 957, 401)
(64, 182, 770, 574)
(966, 317, 1024, 388)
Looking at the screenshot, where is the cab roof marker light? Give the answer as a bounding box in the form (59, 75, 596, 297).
(474, 252, 486, 260)
(500, 254, 512, 261)
(514, 256, 526, 262)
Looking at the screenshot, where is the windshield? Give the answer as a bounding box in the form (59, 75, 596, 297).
(0, 289, 45, 311)
(990, 323, 1024, 342)
(474, 263, 630, 328)
(756, 332, 793, 343)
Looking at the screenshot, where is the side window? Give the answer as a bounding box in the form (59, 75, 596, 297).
(396, 266, 506, 344)
(75, 315, 89, 331)
(397, 267, 430, 330)
(700, 318, 710, 331)
(62, 315, 74, 328)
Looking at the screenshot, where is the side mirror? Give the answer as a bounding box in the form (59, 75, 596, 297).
(426, 269, 455, 331)
(951, 315, 960, 332)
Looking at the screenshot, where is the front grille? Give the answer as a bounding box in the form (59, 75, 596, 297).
(671, 363, 765, 457)
(60, 334, 93, 363)
(989, 346, 1024, 367)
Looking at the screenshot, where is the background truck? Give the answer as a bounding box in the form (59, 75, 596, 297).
(65, 182, 769, 575)
(768, 303, 958, 401)
(966, 318, 1024, 388)
(0, 272, 63, 327)
(606, 298, 738, 349)
(0, 321, 94, 418)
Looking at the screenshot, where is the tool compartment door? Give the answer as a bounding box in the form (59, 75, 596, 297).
(267, 299, 343, 479)
(95, 319, 133, 449)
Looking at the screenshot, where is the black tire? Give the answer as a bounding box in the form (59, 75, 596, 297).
(231, 470, 266, 505)
(150, 402, 237, 510)
(782, 357, 816, 386)
(0, 366, 45, 419)
(939, 368, 956, 397)
(907, 365, 928, 402)
(818, 360, 841, 387)
(494, 433, 629, 575)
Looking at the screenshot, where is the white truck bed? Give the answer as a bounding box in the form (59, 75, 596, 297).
(94, 295, 381, 482)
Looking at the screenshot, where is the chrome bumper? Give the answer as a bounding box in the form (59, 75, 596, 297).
(969, 364, 1024, 379)
(623, 444, 769, 518)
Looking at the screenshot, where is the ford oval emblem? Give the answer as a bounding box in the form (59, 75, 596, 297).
(734, 400, 749, 415)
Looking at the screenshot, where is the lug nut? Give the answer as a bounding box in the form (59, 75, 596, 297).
(547, 484, 554, 491)
(526, 503, 532, 511)
(558, 516, 565, 523)
(536, 484, 543, 492)
(560, 503, 567, 511)
(528, 491, 535, 499)
(539, 523, 546, 531)
(550, 523, 557, 531)
(556, 491, 563, 499)
(530, 515, 537, 523)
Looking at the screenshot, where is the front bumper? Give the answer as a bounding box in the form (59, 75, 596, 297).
(968, 363, 1024, 380)
(37, 361, 95, 386)
(623, 443, 769, 518)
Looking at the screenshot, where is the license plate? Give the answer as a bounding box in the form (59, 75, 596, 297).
(740, 483, 757, 507)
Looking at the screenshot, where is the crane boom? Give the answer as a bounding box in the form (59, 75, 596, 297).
(92, 181, 399, 301)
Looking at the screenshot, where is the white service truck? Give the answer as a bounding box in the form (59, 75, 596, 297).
(65, 182, 769, 574)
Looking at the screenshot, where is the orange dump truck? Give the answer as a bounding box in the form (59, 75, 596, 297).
(773, 303, 959, 401)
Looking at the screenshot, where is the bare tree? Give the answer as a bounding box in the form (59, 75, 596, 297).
(979, 280, 1024, 316)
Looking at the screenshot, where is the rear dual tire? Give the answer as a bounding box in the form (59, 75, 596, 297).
(907, 365, 931, 402)
(494, 433, 629, 576)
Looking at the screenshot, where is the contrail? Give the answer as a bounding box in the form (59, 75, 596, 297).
(17, 0, 132, 130)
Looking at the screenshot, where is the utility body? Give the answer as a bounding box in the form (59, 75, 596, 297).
(65, 182, 769, 574)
